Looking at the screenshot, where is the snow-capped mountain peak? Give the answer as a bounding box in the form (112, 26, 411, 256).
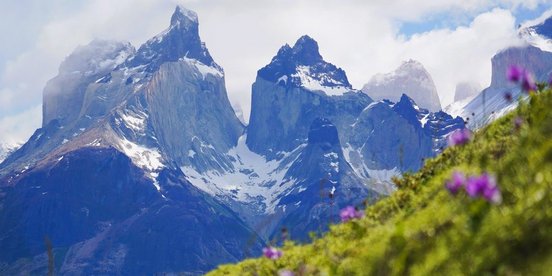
(519, 14, 552, 52)
(127, 5, 220, 73)
(362, 59, 442, 112)
(257, 35, 352, 96)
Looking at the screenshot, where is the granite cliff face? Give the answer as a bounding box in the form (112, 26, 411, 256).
(247, 35, 369, 158)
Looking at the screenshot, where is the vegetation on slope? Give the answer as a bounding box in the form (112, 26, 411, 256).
(208, 87, 552, 275)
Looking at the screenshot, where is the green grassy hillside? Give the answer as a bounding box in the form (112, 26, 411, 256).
(208, 89, 552, 276)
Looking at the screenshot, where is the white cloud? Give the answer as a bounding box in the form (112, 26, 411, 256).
(0, 0, 546, 143)
(0, 105, 41, 145)
(395, 8, 525, 105)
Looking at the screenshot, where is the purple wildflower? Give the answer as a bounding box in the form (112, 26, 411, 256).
(279, 270, 295, 276)
(340, 206, 363, 222)
(446, 171, 465, 195)
(507, 65, 538, 93)
(521, 71, 537, 93)
(448, 128, 472, 146)
(465, 173, 501, 203)
(263, 246, 283, 260)
(507, 65, 523, 82)
(482, 183, 502, 204)
(465, 175, 487, 198)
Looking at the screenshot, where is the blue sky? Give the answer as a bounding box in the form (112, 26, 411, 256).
(0, 0, 550, 144)
(400, 3, 549, 36)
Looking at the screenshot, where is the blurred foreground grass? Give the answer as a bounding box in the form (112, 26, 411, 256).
(208, 88, 552, 276)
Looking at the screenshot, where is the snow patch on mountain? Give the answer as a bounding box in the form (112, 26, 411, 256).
(117, 139, 164, 171)
(343, 144, 400, 179)
(519, 12, 552, 52)
(181, 57, 224, 79)
(117, 138, 164, 192)
(182, 135, 304, 214)
(257, 35, 353, 97)
(119, 110, 148, 134)
(519, 28, 552, 52)
(341, 144, 398, 194)
(322, 152, 340, 173)
(0, 143, 21, 164)
(444, 97, 473, 118)
(293, 66, 350, 96)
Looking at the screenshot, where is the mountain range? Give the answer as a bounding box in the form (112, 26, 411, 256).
(0, 5, 499, 274)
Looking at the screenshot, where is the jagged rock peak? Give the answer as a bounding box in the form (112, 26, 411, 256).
(362, 59, 442, 111)
(171, 5, 199, 25)
(127, 5, 219, 72)
(258, 35, 352, 95)
(392, 94, 423, 127)
(270, 35, 323, 66)
(291, 35, 323, 65)
(396, 93, 418, 107)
